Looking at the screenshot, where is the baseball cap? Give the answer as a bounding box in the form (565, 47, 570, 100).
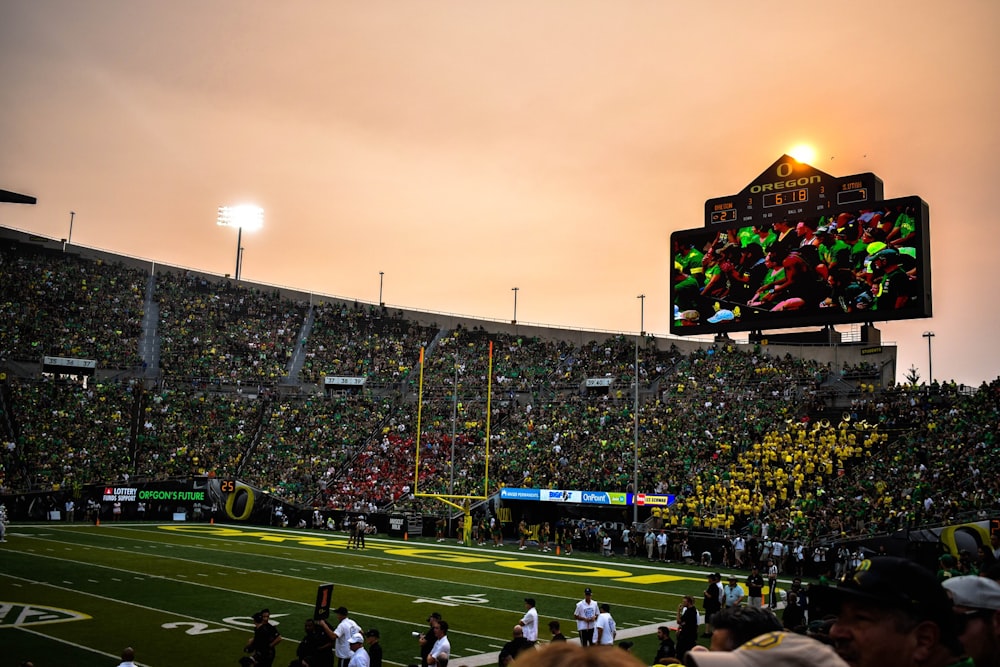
(684, 631, 848, 667)
(810, 557, 956, 632)
(707, 309, 735, 324)
(349, 632, 365, 645)
(365, 628, 381, 638)
(584, 588, 592, 595)
(334, 606, 349, 616)
(942, 575, 1000, 610)
(524, 597, 536, 606)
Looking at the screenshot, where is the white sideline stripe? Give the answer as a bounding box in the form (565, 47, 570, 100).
(16, 625, 140, 664)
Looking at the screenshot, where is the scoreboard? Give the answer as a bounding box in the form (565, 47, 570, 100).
(704, 154, 883, 227)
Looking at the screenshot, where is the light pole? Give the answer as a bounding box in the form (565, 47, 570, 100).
(217, 205, 263, 281)
(379, 271, 385, 307)
(511, 287, 519, 324)
(922, 331, 935, 384)
(633, 294, 645, 524)
(67, 211, 75, 247)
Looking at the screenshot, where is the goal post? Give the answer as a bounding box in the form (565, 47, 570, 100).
(413, 341, 494, 545)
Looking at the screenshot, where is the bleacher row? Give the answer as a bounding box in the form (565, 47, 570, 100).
(1, 237, 998, 544)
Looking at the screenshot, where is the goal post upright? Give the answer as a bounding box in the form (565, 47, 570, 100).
(411, 341, 494, 546)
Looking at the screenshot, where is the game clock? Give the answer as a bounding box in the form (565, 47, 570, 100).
(220, 479, 236, 493)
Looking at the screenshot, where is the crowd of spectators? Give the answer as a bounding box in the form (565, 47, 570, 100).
(0, 242, 145, 369)
(1, 238, 998, 545)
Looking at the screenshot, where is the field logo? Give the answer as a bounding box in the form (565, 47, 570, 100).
(0, 602, 91, 627)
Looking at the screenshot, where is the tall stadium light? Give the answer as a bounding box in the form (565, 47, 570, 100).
(633, 293, 645, 524)
(379, 271, 385, 307)
(511, 287, 519, 325)
(67, 211, 75, 247)
(217, 204, 264, 281)
(922, 331, 935, 384)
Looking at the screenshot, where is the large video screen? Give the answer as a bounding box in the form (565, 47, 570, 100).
(669, 196, 931, 336)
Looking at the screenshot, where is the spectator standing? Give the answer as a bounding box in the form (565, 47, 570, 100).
(519, 598, 538, 643)
(548, 620, 567, 642)
(676, 595, 699, 661)
(419, 613, 442, 667)
(574, 587, 599, 646)
(746, 566, 764, 608)
(595, 603, 617, 646)
(427, 620, 450, 666)
(723, 575, 745, 608)
(298, 618, 334, 667)
(245, 611, 282, 667)
(347, 632, 369, 667)
(499, 625, 535, 665)
(363, 629, 382, 667)
(654, 626, 676, 665)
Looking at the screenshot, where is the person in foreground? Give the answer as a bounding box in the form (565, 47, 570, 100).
(942, 574, 1000, 667)
(810, 556, 972, 667)
(684, 630, 848, 667)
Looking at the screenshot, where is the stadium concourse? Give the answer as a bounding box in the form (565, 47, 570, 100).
(1, 226, 999, 567)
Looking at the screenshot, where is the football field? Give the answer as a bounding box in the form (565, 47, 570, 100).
(0, 522, 722, 666)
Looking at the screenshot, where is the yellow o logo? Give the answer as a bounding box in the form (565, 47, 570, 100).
(225, 483, 255, 521)
(777, 162, 793, 177)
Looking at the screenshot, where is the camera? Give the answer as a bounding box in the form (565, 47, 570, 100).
(412, 631, 422, 637)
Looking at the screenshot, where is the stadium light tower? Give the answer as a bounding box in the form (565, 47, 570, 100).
(633, 293, 645, 524)
(217, 204, 263, 281)
(922, 331, 935, 384)
(511, 287, 519, 324)
(379, 271, 385, 307)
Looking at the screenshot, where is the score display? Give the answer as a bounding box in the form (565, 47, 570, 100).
(704, 155, 883, 226)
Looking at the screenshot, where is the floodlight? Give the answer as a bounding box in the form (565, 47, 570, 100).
(217, 204, 264, 280)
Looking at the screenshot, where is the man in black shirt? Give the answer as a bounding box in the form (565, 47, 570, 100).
(654, 626, 676, 665)
(365, 628, 383, 667)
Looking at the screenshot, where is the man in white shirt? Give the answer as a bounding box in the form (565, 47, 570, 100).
(428, 621, 451, 666)
(574, 587, 599, 646)
(519, 598, 538, 643)
(595, 603, 616, 645)
(733, 535, 746, 568)
(656, 530, 669, 562)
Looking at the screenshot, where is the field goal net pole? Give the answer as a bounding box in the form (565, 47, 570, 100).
(413, 342, 494, 546)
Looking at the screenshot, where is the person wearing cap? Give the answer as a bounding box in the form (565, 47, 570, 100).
(347, 631, 369, 667)
(942, 575, 1000, 667)
(519, 597, 538, 643)
(364, 628, 382, 667)
(811, 556, 969, 667)
(499, 625, 535, 666)
(723, 576, 745, 609)
(419, 613, 442, 667)
(709, 606, 783, 652)
(319, 607, 362, 667)
(684, 630, 850, 667)
(427, 620, 450, 667)
(575, 587, 599, 646)
(745, 567, 764, 609)
(595, 603, 617, 646)
(245, 611, 282, 667)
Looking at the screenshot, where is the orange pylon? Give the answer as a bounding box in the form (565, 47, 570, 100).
(404, 531, 409, 541)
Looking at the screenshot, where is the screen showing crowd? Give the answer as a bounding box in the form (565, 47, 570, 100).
(669, 196, 931, 335)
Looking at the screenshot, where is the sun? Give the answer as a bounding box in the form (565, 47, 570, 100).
(788, 144, 817, 165)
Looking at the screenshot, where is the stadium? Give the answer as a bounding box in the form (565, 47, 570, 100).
(1, 207, 998, 665)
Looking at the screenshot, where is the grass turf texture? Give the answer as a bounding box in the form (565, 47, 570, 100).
(1, 523, 735, 666)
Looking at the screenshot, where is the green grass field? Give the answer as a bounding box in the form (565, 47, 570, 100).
(0, 522, 739, 666)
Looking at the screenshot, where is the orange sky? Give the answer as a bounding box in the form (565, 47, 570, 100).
(2, 1, 999, 386)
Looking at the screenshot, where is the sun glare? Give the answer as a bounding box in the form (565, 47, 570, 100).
(788, 144, 817, 165)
